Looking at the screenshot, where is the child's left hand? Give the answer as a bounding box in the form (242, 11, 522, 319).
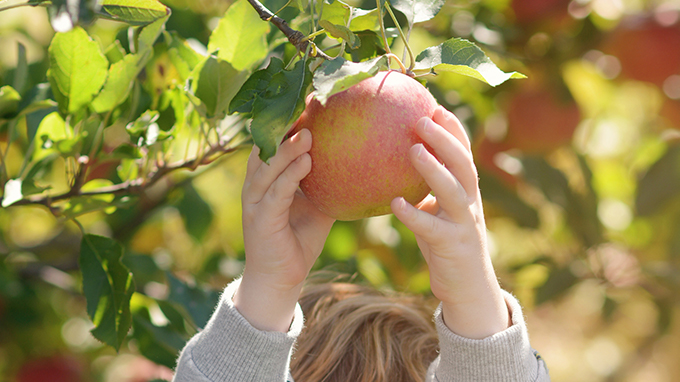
(391, 106, 510, 339)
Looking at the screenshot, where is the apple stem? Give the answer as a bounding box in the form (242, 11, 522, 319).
(385, 3, 415, 73)
(384, 53, 408, 75)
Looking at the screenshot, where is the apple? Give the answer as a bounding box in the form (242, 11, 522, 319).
(16, 355, 85, 382)
(661, 98, 680, 130)
(511, 0, 570, 24)
(600, 21, 680, 86)
(501, 87, 581, 154)
(289, 70, 438, 221)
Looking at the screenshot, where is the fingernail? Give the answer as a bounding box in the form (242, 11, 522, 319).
(398, 197, 407, 212)
(422, 119, 432, 134)
(415, 144, 426, 161)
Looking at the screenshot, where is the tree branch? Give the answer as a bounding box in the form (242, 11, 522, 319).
(246, 0, 333, 60)
(9, 144, 244, 208)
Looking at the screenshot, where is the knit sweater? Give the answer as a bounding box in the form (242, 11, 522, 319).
(173, 278, 550, 382)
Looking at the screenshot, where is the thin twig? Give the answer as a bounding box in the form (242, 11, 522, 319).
(0, 1, 31, 12)
(9, 144, 246, 207)
(245, 0, 332, 60)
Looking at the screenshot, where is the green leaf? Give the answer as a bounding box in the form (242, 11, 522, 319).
(125, 110, 170, 146)
(32, 111, 68, 161)
(229, 58, 285, 115)
(312, 55, 389, 106)
(131, 312, 187, 369)
(79, 234, 136, 351)
(111, 143, 143, 159)
(92, 54, 139, 113)
(319, 20, 360, 49)
(98, 0, 170, 25)
(175, 183, 213, 242)
(350, 8, 381, 31)
(413, 38, 526, 87)
(48, 27, 109, 114)
(136, 14, 168, 56)
(165, 272, 220, 329)
(167, 32, 205, 80)
(117, 158, 140, 182)
(25, 106, 58, 147)
(13, 43, 28, 94)
(21, 153, 58, 197)
(191, 56, 248, 119)
(208, 0, 270, 71)
(345, 30, 387, 61)
(0, 86, 21, 118)
(636, 145, 680, 216)
(389, 0, 444, 25)
(62, 180, 124, 219)
(250, 58, 313, 162)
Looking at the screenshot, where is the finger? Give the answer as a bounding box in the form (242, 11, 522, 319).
(260, 153, 312, 217)
(409, 144, 471, 216)
(415, 194, 439, 215)
(245, 129, 312, 204)
(433, 106, 471, 153)
(244, 145, 263, 185)
(416, 118, 479, 197)
(391, 197, 445, 245)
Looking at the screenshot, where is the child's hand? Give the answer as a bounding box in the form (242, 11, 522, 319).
(234, 129, 335, 332)
(391, 106, 510, 339)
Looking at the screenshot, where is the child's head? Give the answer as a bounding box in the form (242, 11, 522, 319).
(291, 276, 439, 382)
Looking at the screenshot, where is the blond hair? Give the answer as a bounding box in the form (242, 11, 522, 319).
(291, 278, 439, 382)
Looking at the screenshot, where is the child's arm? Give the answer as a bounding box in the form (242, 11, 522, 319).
(234, 128, 335, 332)
(392, 107, 550, 380)
(391, 107, 509, 339)
(173, 129, 335, 382)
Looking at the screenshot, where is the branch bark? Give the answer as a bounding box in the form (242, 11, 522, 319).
(10, 144, 243, 208)
(246, 0, 333, 60)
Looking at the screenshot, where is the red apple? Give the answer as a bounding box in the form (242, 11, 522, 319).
(290, 70, 438, 221)
(501, 87, 581, 154)
(16, 355, 85, 382)
(511, 0, 570, 24)
(601, 21, 680, 86)
(661, 98, 680, 130)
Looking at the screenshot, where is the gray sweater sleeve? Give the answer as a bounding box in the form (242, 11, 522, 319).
(426, 290, 550, 382)
(173, 280, 549, 382)
(172, 278, 301, 382)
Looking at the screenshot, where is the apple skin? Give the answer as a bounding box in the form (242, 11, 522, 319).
(290, 70, 438, 221)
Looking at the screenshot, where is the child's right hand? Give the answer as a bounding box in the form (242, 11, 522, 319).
(234, 129, 335, 332)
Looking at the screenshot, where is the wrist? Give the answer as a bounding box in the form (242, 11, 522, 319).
(440, 282, 511, 339)
(232, 272, 304, 332)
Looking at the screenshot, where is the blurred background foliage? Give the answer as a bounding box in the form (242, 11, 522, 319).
(1, 0, 680, 381)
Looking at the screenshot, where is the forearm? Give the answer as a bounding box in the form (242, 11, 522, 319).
(438, 257, 511, 339)
(233, 270, 304, 332)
